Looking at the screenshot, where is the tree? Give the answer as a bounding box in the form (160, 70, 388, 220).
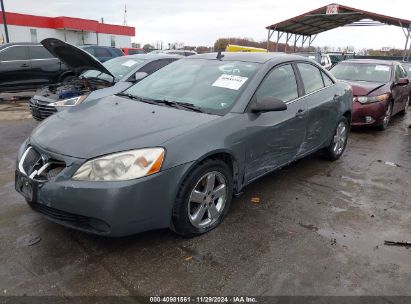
(143, 44, 154, 52)
(214, 38, 229, 51)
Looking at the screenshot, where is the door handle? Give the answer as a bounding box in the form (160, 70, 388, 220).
(20, 63, 29, 68)
(295, 109, 305, 117)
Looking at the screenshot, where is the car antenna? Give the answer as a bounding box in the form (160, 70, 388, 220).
(216, 50, 224, 60)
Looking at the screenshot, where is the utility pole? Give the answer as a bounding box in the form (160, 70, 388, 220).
(1, 0, 10, 43)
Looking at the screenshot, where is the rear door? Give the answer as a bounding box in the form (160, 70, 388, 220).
(244, 63, 308, 182)
(28, 45, 61, 85)
(0, 45, 32, 91)
(295, 62, 340, 156)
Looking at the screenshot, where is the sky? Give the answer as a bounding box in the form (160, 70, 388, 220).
(3, 0, 411, 50)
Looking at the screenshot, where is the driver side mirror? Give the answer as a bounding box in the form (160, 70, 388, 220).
(133, 72, 148, 82)
(397, 78, 409, 86)
(250, 96, 288, 113)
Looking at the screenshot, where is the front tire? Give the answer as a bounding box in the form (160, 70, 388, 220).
(322, 117, 349, 161)
(172, 159, 233, 237)
(377, 102, 393, 131)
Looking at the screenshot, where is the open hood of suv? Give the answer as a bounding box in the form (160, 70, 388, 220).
(41, 38, 114, 78)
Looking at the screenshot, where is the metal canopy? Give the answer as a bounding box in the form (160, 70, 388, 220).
(266, 3, 411, 61)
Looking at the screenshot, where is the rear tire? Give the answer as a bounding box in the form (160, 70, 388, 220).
(172, 159, 233, 237)
(322, 117, 349, 161)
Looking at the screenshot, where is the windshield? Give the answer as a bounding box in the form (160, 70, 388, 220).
(330, 63, 392, 82)
(82, 57, 146, 81)
(123, 59, 259, 115)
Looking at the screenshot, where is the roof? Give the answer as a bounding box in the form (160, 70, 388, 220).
(338, 59, 397, 65)
(125, 53, 183, 60)
(0, 12, 135, 36)
(266, 3, 411, 36)
(190, 52, 287, 63)
(0, 42, 41, 49)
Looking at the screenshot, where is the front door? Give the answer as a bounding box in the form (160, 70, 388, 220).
(0, 45, 32, 91)
(244, 64, 308, 183)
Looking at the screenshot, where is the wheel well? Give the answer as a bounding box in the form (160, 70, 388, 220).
(200, 152, 240, 192)
(343, 111, 351, 124)
(59, 72, 75, 82)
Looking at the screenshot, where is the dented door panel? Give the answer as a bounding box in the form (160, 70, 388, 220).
(244, 99, 308, 183)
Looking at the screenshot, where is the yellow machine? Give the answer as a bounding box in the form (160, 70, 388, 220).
(225, 44, 267, 52)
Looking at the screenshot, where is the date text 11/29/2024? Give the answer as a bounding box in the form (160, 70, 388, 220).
(149, 297, 258, 303)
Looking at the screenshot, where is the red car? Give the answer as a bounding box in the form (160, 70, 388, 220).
(121, 47, 145, 55)
(330, 59, 410, 130)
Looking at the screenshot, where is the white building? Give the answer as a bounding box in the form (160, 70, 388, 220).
(0, 12, 135, 47)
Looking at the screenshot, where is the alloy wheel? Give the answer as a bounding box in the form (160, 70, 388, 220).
(188, 171, 227, 229)
(333, 121, 347, 155)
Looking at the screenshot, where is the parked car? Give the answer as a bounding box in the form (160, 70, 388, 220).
(78, 45, 124, 62)
(294, 52, 332, 70)
(401, 61, 411, 103)
(121, 47, 145, 55)
(29, 38, 182, 121)
(330, 59, 410, 130)
(150, 49, 198, 56)
(0, 42, 73, 92)
(15, 52, 352, 237)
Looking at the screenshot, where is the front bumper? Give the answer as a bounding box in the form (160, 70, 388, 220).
(29, 96, 57, 121)
(351, 99, 388, 127)
(15, 143, 193, 237)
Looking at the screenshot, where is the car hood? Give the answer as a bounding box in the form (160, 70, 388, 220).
(344, 80, 387, 96)
(41, 38, 114, 77)
(30, 95, 219, 159)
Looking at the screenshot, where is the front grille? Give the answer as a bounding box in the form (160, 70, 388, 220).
(19, 146, 66, 181)
(29, 202, 89, 223)
(22, 148, 42, 175)
(29, 98, 57, 121)
(28, 202, 111, 234)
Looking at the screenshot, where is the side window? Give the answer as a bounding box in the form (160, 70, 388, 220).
(139, 59, 174, 75)
(28, 46, 54, 60)
(297, 63, 325, 94)
(255, 64, 298, 103)
(0, 46, 28, 61)
(94, 47, 112, 58)
(321, 71, 334, 86)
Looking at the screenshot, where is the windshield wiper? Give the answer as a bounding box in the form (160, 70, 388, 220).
(152, 99, 205, 113)
(117, 93, 160, 105)
(117, 94, 204, 113)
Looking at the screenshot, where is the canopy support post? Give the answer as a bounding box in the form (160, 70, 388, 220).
(275, 31, 284, 52)
(267, 28, 275, 51)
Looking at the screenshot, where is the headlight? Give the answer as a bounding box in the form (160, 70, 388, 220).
(72, 148, 165, 181)
(50, 95, 88, 107)
(357, 93, 390, 104)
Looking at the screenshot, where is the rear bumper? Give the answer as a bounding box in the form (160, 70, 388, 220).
(351, 100, 388, 127)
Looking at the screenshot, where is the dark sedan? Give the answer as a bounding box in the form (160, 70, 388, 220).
(330, 59, 410, 130)
(29, 38, 181, 121)
(15, 53, 352, 237)
(0, 42, 72, 92)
